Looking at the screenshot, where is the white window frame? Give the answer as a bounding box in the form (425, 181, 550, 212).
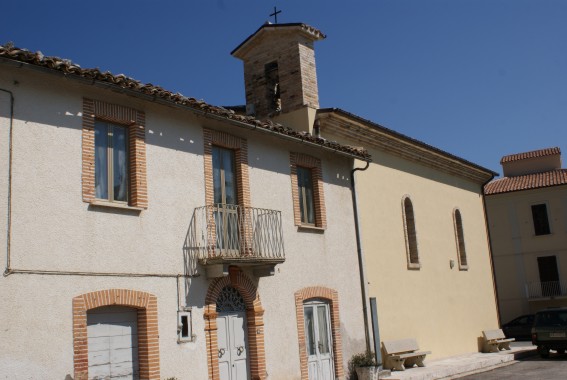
(177, 309, 195, 343)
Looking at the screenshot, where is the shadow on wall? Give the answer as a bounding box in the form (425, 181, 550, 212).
(182, 209, 207, 308)
(340, 321, 367, 380)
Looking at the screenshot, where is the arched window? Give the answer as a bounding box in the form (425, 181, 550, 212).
(453, 209, 468, 270)
(402, 196, 420, 269)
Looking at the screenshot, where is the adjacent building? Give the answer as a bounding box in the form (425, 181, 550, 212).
(485, 147, 567, 324)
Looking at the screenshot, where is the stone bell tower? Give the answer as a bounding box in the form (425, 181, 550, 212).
(231, 23, 326, 134)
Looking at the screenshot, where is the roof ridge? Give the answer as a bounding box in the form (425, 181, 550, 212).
(500, 147, 561, 164)
(0, 43, 369, 160)
(485, 168, 567, 195)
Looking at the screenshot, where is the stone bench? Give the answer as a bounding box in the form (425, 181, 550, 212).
(483, 329, 515, 353)
(382, 338, 431, 371)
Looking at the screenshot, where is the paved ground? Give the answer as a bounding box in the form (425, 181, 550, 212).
(460, 353, 567, 379)
(383, 342, 536, 380)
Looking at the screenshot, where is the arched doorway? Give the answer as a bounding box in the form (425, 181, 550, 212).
(216, 286, 249, 379)
(204, 269, 266, 380)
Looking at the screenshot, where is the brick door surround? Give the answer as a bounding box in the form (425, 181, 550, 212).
(72, 289, 160, 380)
(294, 286, 344, 380)
(204, 268, 266, 380)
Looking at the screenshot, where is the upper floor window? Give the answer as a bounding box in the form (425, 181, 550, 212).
(82, 98, 148, 209)
(402, 196, 420, 269)
(290, 153, 326, 229)
(95, 121, 129, 202)
(453, 209, 468, 270)
(297, 166, 315, 225)
(531, 203, 551, 236)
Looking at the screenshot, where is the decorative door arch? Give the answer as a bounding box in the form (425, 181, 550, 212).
(204, 269, 266, 380)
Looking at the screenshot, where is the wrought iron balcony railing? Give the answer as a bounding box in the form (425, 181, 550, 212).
(191, 204, 285, 265)
(525, 280, 567, 299)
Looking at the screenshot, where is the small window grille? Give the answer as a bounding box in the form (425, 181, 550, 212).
(216, 286, 246, 312)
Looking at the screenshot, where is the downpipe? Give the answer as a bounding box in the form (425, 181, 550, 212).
(1, 88, 14, 277)
(350, 160, 371, 352)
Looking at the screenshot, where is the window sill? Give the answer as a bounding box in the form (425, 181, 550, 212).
(407, 262, 421, 270)
(459, 265, 469, 271)
(177, 335, 197, 344)
(89, 200, 144, 212)
(297, 224, 326, 233)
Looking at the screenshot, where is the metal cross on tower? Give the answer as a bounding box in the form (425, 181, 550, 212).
(269, 6, 282, 24)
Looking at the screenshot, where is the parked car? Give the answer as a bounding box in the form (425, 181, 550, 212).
(502, 314, 534, 340)
(531, 308, 567, 357)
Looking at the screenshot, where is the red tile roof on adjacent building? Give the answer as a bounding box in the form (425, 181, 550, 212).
(484, 169, 567, 195)
(0, 43, 370, 161)
(500, 147, 561, 164)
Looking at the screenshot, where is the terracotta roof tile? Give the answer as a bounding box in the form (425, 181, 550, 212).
(484, 169, 567, 195)
(0, 43, 369, 161)
(500, 147, 560, 164)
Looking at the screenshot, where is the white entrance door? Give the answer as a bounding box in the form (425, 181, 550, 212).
(87, 306, 139, 380)
(217, 311, 249, 380)
(304, 301, 334, 380)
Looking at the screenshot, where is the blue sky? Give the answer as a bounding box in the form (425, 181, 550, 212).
(2, 0, 566, 173)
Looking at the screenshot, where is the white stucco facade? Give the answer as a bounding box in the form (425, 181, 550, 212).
(0, 65, 366, 379)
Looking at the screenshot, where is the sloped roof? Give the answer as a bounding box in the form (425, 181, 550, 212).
(500, 147, 560, 164)
(0, 43, 369, 161)
(318, 108, 497, 183)
(484, 169, 567, 195)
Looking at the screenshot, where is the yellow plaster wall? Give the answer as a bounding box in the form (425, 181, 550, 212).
(355, 149, 499, 359)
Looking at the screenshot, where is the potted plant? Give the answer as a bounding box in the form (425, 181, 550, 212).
(348, 350, 378, 380)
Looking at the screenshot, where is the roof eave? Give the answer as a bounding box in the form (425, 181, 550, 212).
(317, 108, 497, 182)
(0, 55, 369, 162)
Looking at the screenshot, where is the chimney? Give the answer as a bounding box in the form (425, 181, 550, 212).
(232, 23, 325, 134)
(500, 147, 562, 177)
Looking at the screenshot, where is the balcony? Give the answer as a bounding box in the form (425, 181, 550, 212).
(189, 204, 285, 278)
(525, 280, 567, 299)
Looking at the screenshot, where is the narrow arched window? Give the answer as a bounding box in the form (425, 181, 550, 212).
(402, 196, 420, 269)
(454, 209, 468, 270)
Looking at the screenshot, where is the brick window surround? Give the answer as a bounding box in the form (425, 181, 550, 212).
(453, 208, 468, 270)
(402, 195, 420, 269)
(72, 289, 160, 380)
(203, 128, 251, 208)
(294, 287, 343, 380)
(204, 268, 266, 380)
(82, 98, 148, 208)
(290, 152, 326, 228)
